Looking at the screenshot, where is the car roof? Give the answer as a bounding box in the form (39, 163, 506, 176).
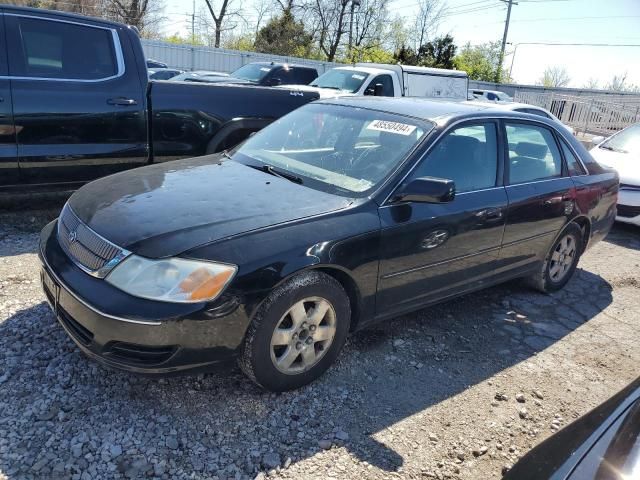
(246, 62, 316, 70)
(0, 5, 127, 29)
(317, 96, 540, 125)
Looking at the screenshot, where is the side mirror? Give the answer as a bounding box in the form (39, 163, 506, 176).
(591, 135, 606, 146)
(391, 177, 456, 204)
(373, 83, 385, 96)
(269, 77, 283, 86)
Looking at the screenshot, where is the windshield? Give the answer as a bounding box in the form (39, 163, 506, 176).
(231, 64, 272, 82)
(601, 124, 640, 155)
(233, 103, 431, 196)
(310, 69, 369, 93)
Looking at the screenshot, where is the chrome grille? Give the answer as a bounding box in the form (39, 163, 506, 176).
(57, 204, 129, 277)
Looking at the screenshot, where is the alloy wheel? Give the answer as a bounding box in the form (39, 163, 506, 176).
(269, 296, 337, 375)
(549, 234, 577, 282)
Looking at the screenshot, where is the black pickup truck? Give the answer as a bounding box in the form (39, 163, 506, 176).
(0, 6, 318, 193)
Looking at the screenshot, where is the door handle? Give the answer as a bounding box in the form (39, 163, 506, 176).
(476, 207, 503, 220)
(107, 97, 138, 106)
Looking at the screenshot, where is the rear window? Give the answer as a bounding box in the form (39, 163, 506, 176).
(10, 16, 118, 80)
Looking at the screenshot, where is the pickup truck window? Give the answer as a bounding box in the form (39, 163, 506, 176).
(310, 69, 368, 93)
(8, 16, 118, 81)
(231, 64, 272, 83)
(367, 75, 394, 97)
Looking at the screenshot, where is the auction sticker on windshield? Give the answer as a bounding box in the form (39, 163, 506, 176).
(367, 120, 417, 136)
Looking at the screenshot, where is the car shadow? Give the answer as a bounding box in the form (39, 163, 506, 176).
(0, 267, 613, 478)
(604, 223, 640, 250)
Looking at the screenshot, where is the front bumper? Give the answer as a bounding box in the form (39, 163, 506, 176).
(617, 188, 640, 227)
(39, 221, 251, 375)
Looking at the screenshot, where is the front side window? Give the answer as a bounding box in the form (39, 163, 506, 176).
(366, 75, 394, 96)
(408, 123, 498, 193)
(11, 17, 118, 80)
(506, 123, 563, 184)
(233, 104, 431, 195)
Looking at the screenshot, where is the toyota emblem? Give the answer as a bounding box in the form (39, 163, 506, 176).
(68, 230, 78, 244)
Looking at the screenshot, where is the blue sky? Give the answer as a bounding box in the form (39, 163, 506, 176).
(160, 0, 640, 88)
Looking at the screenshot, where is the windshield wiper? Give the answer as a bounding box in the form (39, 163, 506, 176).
(248, 164, 304, 184)
(600, 145, 627, 153)
(312, 85, 342, 90)
(221, 150, 233, 160)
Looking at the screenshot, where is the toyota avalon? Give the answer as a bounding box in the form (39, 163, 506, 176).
(39, 98, 618, 391)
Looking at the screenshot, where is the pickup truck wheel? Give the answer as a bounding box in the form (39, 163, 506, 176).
(238, 271, 350, 392)
(526, 223, 583, 293)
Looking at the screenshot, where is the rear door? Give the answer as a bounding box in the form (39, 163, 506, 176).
(499, 120, 576, 273)
(0, 13, 19, 187)
(5, 12, 148, 185)
(377, 121, 508, 317)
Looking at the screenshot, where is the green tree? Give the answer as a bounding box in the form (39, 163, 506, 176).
(344, 45, 394, 64)
(393, 44, 418, 65)
(223, 33, 255, 52)
(163, 33, 206, 46)
(417, 34, 456, 69)
(254, 10, 313, 57)
(454, 41, 509, 82)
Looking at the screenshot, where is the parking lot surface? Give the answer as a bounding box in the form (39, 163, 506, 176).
(0, 207, 639, 480)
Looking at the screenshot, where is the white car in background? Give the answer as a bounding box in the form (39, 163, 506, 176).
(589, 123, 640, 226)
(465, 101, 576, 136)
(469, 89, 512, 102)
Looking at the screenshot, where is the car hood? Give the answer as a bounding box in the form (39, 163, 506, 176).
(67, 156, 353, 258)
(274, 84, 356, 99)
(589, 146, 640, 185)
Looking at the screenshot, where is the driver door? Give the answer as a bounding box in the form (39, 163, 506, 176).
(376, 121, 508, 317)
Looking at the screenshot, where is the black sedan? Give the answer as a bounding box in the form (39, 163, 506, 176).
(39, 97, 618, 391)
(504, 377, 640, 480)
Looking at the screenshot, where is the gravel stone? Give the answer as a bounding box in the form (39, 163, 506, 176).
(1, 209, 638, 480)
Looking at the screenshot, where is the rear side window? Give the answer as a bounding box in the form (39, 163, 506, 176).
(560, 139, 586, 176)
(506, 123, 563, 184)
(9, 16, 118, 80)
(294, 68, 317, 84)
(411, 123, 498, 193)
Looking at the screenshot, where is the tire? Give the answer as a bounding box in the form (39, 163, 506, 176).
(526, 223, 584, 293)
(238, 271, 351, 392)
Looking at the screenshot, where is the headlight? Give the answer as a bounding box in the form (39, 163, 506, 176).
(105, 255, 237, 303)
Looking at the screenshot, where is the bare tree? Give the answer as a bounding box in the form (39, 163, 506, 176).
(203, 0, 243, 48)
(583, 77, 600, 90)
(351, 0, 389, 49)
(606, 73, 640, 93)
(7, 0, 164, 33)
(413, 0, 445, 50)
(305, 0, 350, 61)
(537, 66, 571, 88)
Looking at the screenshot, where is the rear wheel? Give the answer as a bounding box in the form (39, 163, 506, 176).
(527, 223, 583, 293)
(239, 271, 350, 391)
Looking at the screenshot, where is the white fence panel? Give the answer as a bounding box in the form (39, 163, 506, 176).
(515, 91, 640, 135)
(141, 40, 339, 74)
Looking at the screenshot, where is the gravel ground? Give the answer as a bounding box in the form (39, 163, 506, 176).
(1, 206, 639, 480)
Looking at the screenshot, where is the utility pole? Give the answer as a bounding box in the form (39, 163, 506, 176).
(191, 0, 196, 42)
(496, 0, 516, 83)
(348, 0, 360, 57)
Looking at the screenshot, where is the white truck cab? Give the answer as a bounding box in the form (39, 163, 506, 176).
(279, 63, 469, 101)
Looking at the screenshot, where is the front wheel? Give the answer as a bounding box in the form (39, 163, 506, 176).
(238, 271, 351, 392)
(527, 223, 583, 293)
